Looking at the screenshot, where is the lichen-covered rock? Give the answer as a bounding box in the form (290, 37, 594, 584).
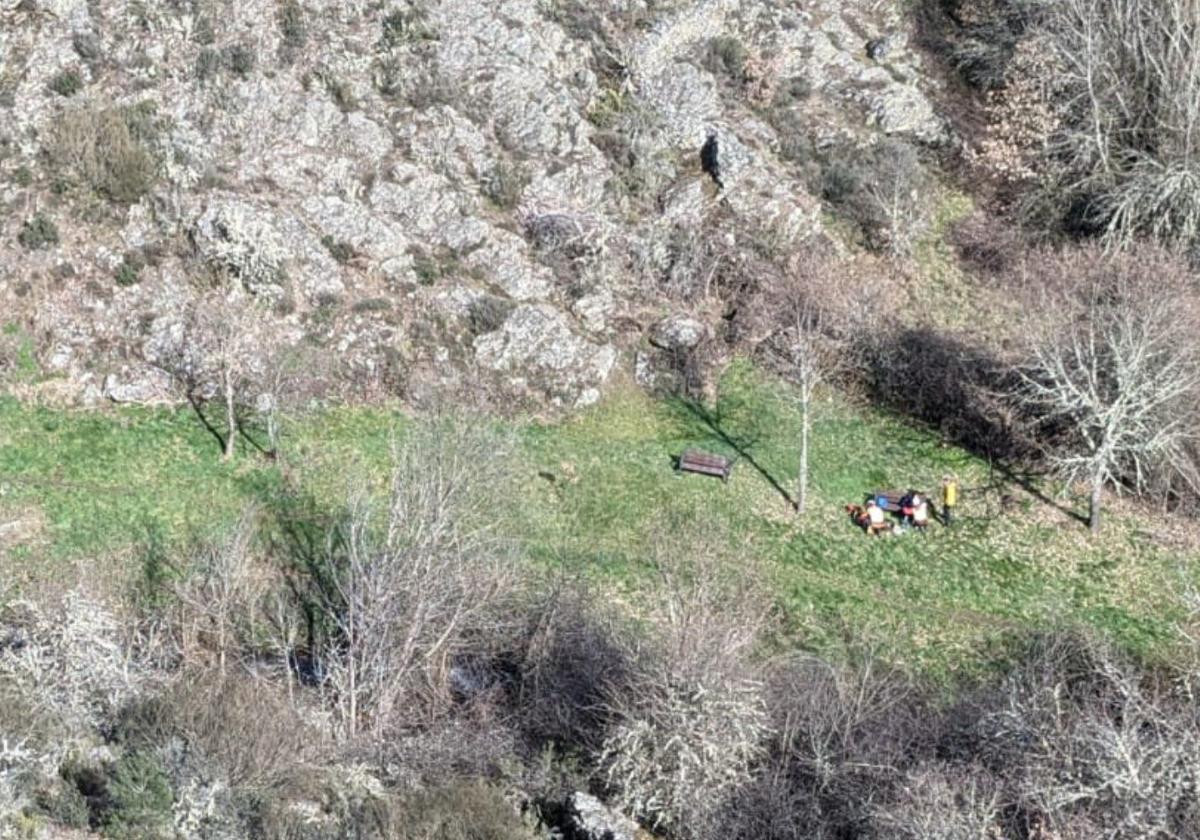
(0, 0, 950, 411)
(474, 305, 617, 407)
(650, 316, 708, 351)
(565, 791, 638, 840)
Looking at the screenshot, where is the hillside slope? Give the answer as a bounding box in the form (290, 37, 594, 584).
(1, 0, 951, 408)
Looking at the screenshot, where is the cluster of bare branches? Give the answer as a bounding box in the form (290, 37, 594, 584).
(599, 540, 774, 835)
(1038, 0, 1200, 249)
(304, 415, 523, 740)
(964, 0, 1200, 249)
(1013, 246, 1200, 531)
(148, 286, 327, 460)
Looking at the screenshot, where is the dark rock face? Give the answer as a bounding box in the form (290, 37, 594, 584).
(866, 34, 897, 61)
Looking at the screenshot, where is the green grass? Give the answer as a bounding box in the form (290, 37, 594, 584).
(1, 362, 1195, 681)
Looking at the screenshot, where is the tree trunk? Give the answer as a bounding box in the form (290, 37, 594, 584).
(222, 368, 237, 461)
(1089, 473, 1103, 534)
(797, 389, 810, 515)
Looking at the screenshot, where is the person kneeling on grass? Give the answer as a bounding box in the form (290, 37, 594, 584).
(866, 499, 889, 536)
(912, 493, 929, 530)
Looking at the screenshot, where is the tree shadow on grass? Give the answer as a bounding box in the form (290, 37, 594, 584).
(670, 397, 795, 508)
(987, 461, 1088, 527)
(858, 325, 1090, 527)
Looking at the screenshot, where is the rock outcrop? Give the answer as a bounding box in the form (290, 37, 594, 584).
(0, 0, 953, 410)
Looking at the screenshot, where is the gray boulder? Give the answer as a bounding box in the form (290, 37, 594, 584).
(649, 316, 707, 352)
(473, 304, 617, 407)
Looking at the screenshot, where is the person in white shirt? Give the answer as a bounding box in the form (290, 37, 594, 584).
(912, 493, 929, 530)
(866, 500, 889, 535)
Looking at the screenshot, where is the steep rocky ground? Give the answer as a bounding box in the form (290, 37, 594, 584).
(0, 0, 953, 410)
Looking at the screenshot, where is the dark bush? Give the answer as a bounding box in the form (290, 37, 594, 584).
(195, 47, 222, 81)
(278, 0, 307, 53)
(704, 35, 749, 83)
(480, 161, 528, 210)
(380, 5, 436, 49)
(940, 0, 1046, 90)
(352, 297, 393, 314)
(18, 214, 59, 250)
(467, 295, 514, 335)
(819, 157, 862, 204)
(321, 73, 356, 112)
(321, 234, 355, 264)
(513, 587, 637, 752)
(115, 252, 145, 287)
(48, 68, 84, 97)
(409, 244, 462, 285)
(222, 43, 256, 79)
(102, 751, 174, 838)
(192, 15, 215, 45)
(44, 102, 162, 205)
(72, 32, 103, 64)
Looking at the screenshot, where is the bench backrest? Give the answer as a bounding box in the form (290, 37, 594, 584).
(679, 449, 733, 479)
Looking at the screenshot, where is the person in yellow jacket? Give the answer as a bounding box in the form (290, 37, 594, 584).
(941, 474, 959, 526)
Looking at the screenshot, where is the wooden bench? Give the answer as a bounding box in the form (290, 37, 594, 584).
(867, 490, 907, 514)
(678, 449, 735, 482)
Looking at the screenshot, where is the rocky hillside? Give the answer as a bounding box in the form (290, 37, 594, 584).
(0, 0, 953, 410)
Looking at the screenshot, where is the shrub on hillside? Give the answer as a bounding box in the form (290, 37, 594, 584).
(296, 415, 524, 738)
(514, 586, 640, 752)
(48, 68, 84, 97)
(101, 751, 175, 839)
(222, 43, 256, 78)
(114, 251, 145, 286)
(942, 0, 1046, 90)
(380, 4, 437, 49)
(480, 160, 528, 210)
(601, 677, 769, 834)
(278, 0, 307, 58)
(44, 101, 161, 205)
(704, 35, 749, 83)
(17, 214, 59, 250)
(117, 674, 320, 794)
(816, 140, 931, 257)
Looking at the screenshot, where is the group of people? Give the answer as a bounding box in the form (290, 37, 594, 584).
(854, 475, 960, 536)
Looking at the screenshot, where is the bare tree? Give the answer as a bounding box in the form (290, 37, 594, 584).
(256, 341, 331, 457)
(1015, 246, 1200, 532)
(872, 762, 1004, 840)
(307, 415, 521, 740)
(860, 140, 930, 259)
(172, 509, 266, 677)
(755, 252, 847, 515)
(977, 633, 1200, 840)
(149, 288, 271, 460)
